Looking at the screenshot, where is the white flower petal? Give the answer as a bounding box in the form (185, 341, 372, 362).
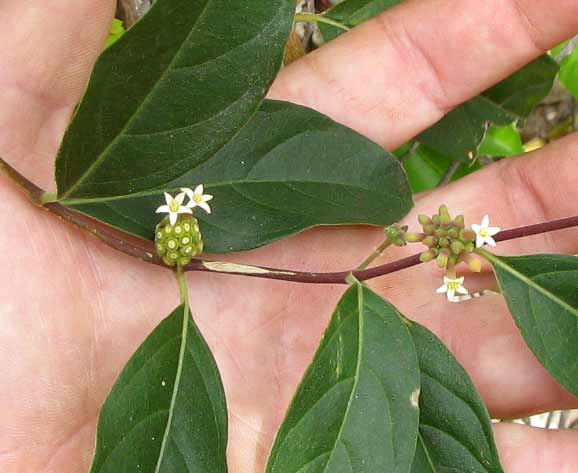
(486, 236, 497, 246)
(487, 226, 501, 236)
(471, 224, 481, 233)
(202, 194, 214, 202)
(475, 235, 485, 248)
(177, 207, 193, 214)
(436, 284, 448, 293)
(175, 192, 186, 206)
(457, 277, 465, 284)
(164, 192, 173, 206)
(194, 184, 204, 195)
(443, 276, 452, 283)
(448, 296, 460, 303)
(481, 214, 490, 228)
(156, 205, 170, 214)
(447, 288, 456, 299)
(198, 202, 212, 214)
(181, 187, 194, 199)
(456, 285, 469, 295)
(169, 212, 178, 225)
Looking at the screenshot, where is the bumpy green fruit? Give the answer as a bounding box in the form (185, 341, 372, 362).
(155, 216, 203, 267)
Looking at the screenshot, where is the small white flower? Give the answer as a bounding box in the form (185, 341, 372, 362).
(471, 215, 501, 248)
(436, 276, 469, 302)
(182, 185, 213, 214)
(156, 192, 192, 225)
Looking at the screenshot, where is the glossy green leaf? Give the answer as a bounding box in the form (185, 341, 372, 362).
(318, 0, 558, 160)
(63, 100, 413, 253)
(56, 0, 295, 199)
(266, 284, 420, 473)
(559, 42, 578, 98)
(481, 252, 578, 397)
(408, 321, 504, 473)
(89, 303, 228, 473)
(403, 144, 481, 192)
(478, 123, 524, 157)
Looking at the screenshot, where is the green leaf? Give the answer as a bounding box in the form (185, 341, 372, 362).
(410, 435, 436, 473)
(417, 97, 516, 161)
(483, 54, 559, 118)
(408, 322, 504, 473)
(266, 284, 420, 473)
(56, 0, 295, 199)
(559, 42, 578, 98)
(319, 0, 403, 42)
(89, 303, 228, 472)
(403, 144, 481, 193)
(481, 251, 578, 397)
(478, 124, 524, 157)
(63, 100, 413, 253)
(105, 18, 125, 48)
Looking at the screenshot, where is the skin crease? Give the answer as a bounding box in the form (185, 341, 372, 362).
(0, 0, 577, 471)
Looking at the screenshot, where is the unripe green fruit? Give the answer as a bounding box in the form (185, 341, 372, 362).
(422, 236, 437, 247)
(155, 215, 204, 266)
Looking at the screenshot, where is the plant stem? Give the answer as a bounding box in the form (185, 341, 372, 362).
(2, 154, 578, 285)
(294, 12, 350, 31)
(437, 160, 461, 187)
(356, 239, 393, 270)
(176, 267, 189, 304)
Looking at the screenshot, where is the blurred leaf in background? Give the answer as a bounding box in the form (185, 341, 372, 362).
(105, 18, 125, 48)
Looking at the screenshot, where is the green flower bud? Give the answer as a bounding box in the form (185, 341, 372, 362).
(448, 227, 459, 239)
(439, 212, 452, 226)
(453, 215, 465, 228)
(451, 241, 465, 255)
(465, 241, 475, 253)
(448, 254, 460, 266)
(436, 252, 449, 269)
(438, 204, 450, 218)
(422, 235, 437, 247)
(423, 224, 435, 235)
(439, 237, 450, 247)
(418, 215, 432, 226)
(405, 232, 425, 242)
(420, 250, 436, 263)
(434, 229, 448, 238)
(432, 215, 441, 226)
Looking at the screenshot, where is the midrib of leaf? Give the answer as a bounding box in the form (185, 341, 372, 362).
(479, 250, 578, 317)
(154, 301, 190, 473)
(417, 433, 437, 472)
(320, 284, 366, 471)
(61, 179, 390, 206)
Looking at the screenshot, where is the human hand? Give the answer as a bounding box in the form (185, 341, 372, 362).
(0, 1, 577, 472)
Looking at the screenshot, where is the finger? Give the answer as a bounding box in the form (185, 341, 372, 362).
(0, 0, 116, 189)
(269, 0, 578, 149)
(369, 132, 578, 418)
(494, 423, 578, 473)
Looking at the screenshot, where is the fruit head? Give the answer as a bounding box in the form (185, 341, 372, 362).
(155, 215, 203, 267)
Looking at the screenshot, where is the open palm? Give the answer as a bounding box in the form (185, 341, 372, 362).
(1, 1, 577, 472)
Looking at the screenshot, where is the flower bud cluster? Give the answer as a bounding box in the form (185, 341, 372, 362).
(406, 205, 479, 271)
(155, 215, 203, 267)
